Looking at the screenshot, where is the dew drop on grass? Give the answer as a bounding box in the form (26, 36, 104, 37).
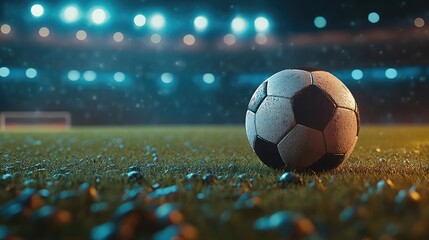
(279, 172, 303, 187)
(202, 173, 218, 185)
(127, 171, 143, 183)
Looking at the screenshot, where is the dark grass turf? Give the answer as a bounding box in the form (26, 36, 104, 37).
(1, 126, 429, 239)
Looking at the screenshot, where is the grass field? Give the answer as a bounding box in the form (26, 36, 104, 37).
(1, 126, 429, 239)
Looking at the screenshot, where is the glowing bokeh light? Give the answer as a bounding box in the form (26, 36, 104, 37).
(76, 30, 87, 40)
(231, 17, 246, 33)
(254, 17, 269, 32)
(0, 67, 10, 77)
(67, 70, 80, 81)
(26, 68, 37, 79)
(414, 18, 425, 28)
(114, 72, 125, 82)
(314, 16, 327, 28)
(150, 14, 165, 30)
(255, 33, 268, 45)
(183, 34, 196, 45)
(203, 73, 215, 84)
(368, 12, 380, 23)
(194, 16, 208, 31)
(62, 6, 79, 23)
(1, 24, 11, 34)
(151, 34, 162, 44)
(38, 27, 49, 37)
(161, 72, 174, 84)
(83, 71, 96, 81)
(31, 4, 44, 17)
(134, 14, 146, 27)
(385, 68, 398, 79)
(351, 69, 363, 80)
(113, 32, 124, 42)
(91, 8, 107, 25)
(223, 34, 236, 45)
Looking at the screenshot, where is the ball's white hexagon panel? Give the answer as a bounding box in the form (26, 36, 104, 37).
(266, 69, 312, 98)
(255, 96, 295, 143)
(277, 124, 326, 168)
(312, 71, 356, 110)
(245, 110, 257, 148)
(324, 108, 358, 154)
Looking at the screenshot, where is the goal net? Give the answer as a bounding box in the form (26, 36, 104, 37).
(0, 111, 71, 130)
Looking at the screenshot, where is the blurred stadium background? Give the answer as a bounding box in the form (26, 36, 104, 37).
(0, 0, 428, 125)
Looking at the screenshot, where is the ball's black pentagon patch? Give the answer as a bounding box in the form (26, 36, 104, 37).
(248, 81, 267, 113)
(308, 153, 345, 172)
(292, 85, 335, 130)
(254, 136, 285, 169)
(355, 103, 360, 136)
(293, 67, 326, 72)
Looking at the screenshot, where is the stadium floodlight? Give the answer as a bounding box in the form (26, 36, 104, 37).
(150, 14, 165, 30)
(194, 16, 208, 31)
(161, 72, 174, 84)
(26, 68, 37, 79)
(114, 72, 125, 82)
(385, 68, 398, 79)
(254, 17, 269, 32)
(351, 69, 363, 80)
(91, 8, 107, 25)
(67, 70, 80, 81)
(231, 17, 247, 34)
(368, 12, 380, 23)
(61, 5, 80, 23)
(31, 4, 44, 17)
(134, 14, 146, 27)
(0, 67, 10, 77)
(314, 16, 327, 29)
(83, 71, 96, 81)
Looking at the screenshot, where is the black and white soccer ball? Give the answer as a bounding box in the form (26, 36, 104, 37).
(245, 68, 360, 171)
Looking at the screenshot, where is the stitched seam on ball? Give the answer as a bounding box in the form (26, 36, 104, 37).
(335, 107, 359, 137)
(276, 122, 297, 149)
(266, 95, 292, 100)
(253, 111, 258, 145)
(337, 106, 356, 112)
(322, 130, 328, 153)
(312, 84, 338, 109)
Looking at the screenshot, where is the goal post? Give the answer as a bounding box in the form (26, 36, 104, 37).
(0, 111, 71, 130)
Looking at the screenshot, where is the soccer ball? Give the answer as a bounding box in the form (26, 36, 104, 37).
(245, 68, 359, 171)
